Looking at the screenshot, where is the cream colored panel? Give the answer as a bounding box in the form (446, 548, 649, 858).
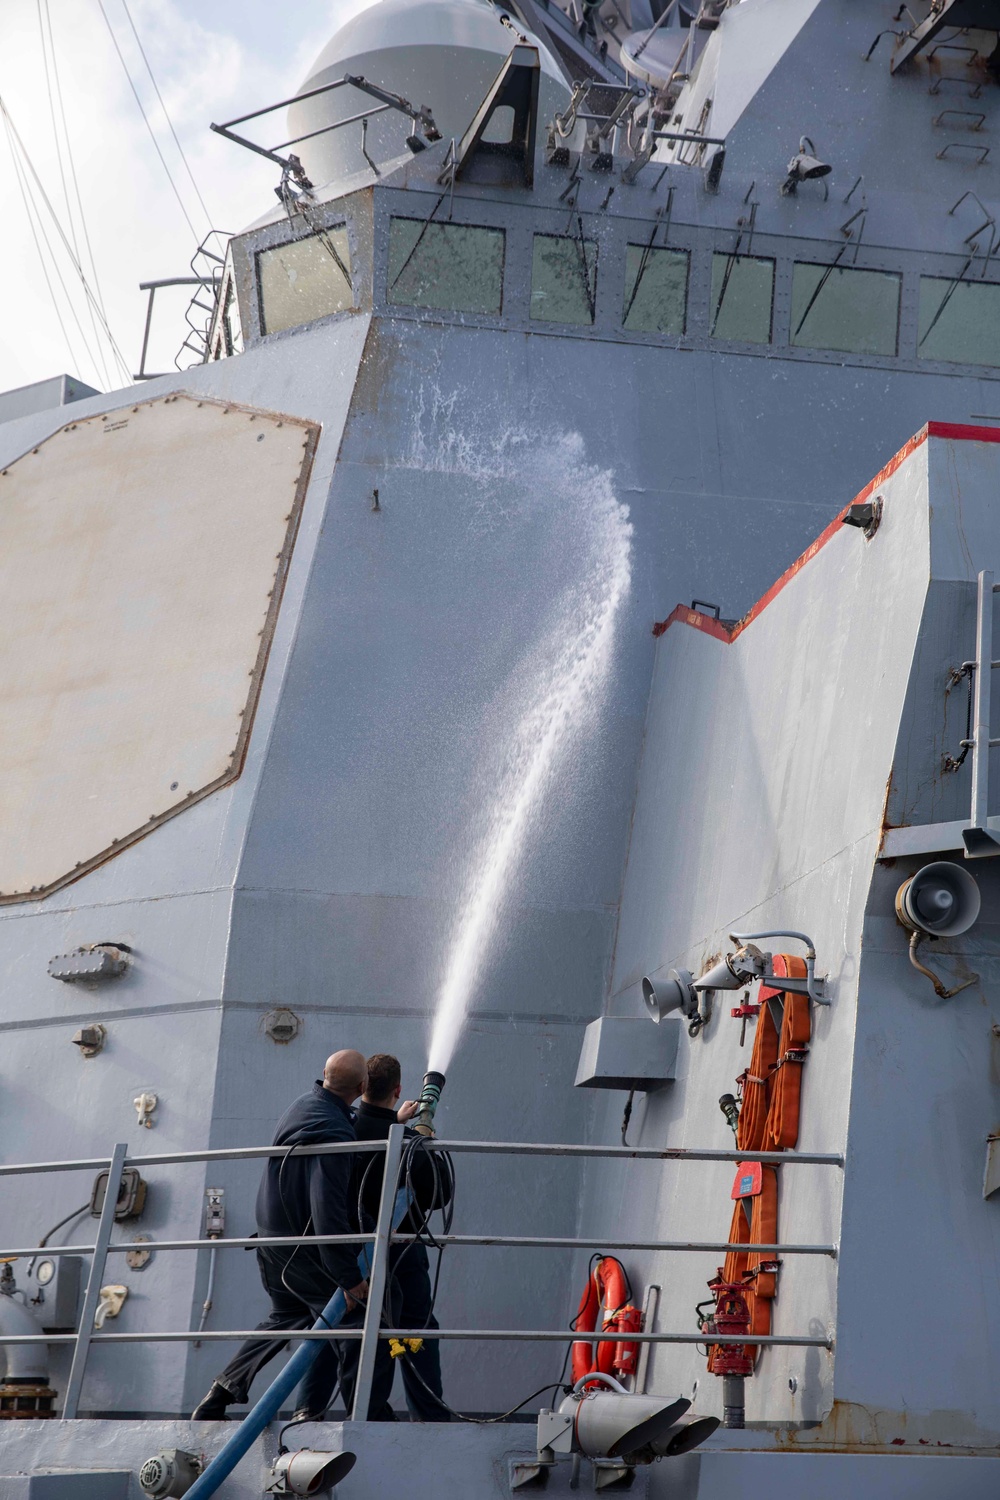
(0, 393, 318, 900)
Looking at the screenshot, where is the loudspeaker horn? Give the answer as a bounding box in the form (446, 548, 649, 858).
(268, 1449, 357, 1495)
(642, 969, 696, 1021)
(895, 861, 980, 938)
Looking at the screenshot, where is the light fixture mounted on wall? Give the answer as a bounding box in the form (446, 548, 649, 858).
(781, 136, 832, 196)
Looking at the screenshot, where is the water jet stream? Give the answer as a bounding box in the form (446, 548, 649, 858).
(427, 443, 632, 1075)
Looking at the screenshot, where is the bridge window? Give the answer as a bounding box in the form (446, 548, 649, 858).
(623, 245, 688, 334)
(257, 226, 352, 336)
(918, 275, 1000, 367)
(388, 219, 505, 314)
(531, 233, 597, 326)
(791, 262, 900, 357)
(710, 254, 774, 343)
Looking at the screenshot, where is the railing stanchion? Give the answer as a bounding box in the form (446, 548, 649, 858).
(350, 1121, 405, 1422)
(61, 1141, 128, 1420)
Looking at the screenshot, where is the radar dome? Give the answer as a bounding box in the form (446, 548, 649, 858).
(287, 0, 570, 190)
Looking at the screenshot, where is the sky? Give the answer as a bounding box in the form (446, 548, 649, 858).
(0, 0, 371, 393)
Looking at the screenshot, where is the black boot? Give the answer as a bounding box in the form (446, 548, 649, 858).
(192, 1381, 235, 1420)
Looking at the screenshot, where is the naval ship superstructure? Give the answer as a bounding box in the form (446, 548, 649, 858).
(2, 0, 1000, 1494)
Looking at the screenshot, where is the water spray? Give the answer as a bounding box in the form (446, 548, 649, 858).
(410, 1071, 446, 1136)
(424, 436, 632, 1078)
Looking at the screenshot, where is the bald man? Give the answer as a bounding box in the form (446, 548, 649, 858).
(192, 1050, 373, 1421)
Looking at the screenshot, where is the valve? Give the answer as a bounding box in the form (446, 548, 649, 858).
(703, 1272, 754, 1429)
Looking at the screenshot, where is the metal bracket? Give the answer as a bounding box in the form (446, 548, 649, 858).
(538, 1409, 574, 1455)
(125, 1235, 152, 1271)
(729, 930, 829, 1005)
(210, 74, 440, 174)
(593, 1462, 634, 1490)
(510, 1460, 551, 1491)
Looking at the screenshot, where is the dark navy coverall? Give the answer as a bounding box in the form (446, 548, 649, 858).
(211, 1081, 395, 1419)
(350, 1100, 450, 1422)
(303, 1099, 450, 1420)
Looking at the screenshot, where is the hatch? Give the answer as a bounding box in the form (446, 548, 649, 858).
(0, 392, 318, 901)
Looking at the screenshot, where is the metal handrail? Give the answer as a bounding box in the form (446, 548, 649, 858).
(0, 1235, 836, 1260)
(0, 1139, 842, 1176)
(0, 1138, 386, 1177)
(0, 1328, 833, 1349)
(428, 1141, 843, 1165)
(0, 1132, 842, 1420)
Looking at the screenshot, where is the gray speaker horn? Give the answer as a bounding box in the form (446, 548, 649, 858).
(895, 861, 980, 938)
(267, 1448, 357, 1495)
(642, 969, 695, 1021)
(652, 1413, 723, 1456)
(570, 1392, 692, 1460)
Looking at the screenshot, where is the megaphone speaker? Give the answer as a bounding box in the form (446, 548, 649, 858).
(570, 1392, 692, 1460)
(268, 1449, 357, 1496)
(895, 861, 980, 938)
(655, 1413, 722, 1456)
(642, 970, 695, 1021)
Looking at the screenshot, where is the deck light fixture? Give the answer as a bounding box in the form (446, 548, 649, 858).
(781, 137, 831, 196)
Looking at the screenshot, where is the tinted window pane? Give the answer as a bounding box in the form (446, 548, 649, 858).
(710, 254, 773, 343)
(623, 245, 688, 334)
(918, 276, 1000, 366)
(388, 219, 504, 314)
(258, 227, 352, 335)
(791, 263, 900, 356)
(531, 234, 597, 326)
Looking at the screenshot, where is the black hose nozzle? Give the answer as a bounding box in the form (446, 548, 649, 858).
(411, 1071, 446, 1137)
(719, 1093, 740, 1137)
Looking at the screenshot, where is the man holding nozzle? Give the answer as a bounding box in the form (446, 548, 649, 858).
(345, 1053, 452, 1422)
(192, 1049, 395, 1422)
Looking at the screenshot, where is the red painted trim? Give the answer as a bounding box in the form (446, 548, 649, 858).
(654, 422, 1000, 646)
(652, 605, 731, 641)
(925, 420, 1000, 444)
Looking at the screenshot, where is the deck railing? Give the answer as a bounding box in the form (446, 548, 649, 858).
(0, 1130, 843, 1421)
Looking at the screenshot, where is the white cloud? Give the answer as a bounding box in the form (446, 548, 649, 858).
(0, 0, 346, 393)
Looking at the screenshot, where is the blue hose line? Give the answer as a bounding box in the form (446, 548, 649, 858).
(185, 1187, 410, 1500)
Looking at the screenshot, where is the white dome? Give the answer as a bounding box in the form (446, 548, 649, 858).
(287, 0, 569, 191)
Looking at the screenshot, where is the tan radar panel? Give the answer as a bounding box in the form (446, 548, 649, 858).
(0, 393, 318, 901)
